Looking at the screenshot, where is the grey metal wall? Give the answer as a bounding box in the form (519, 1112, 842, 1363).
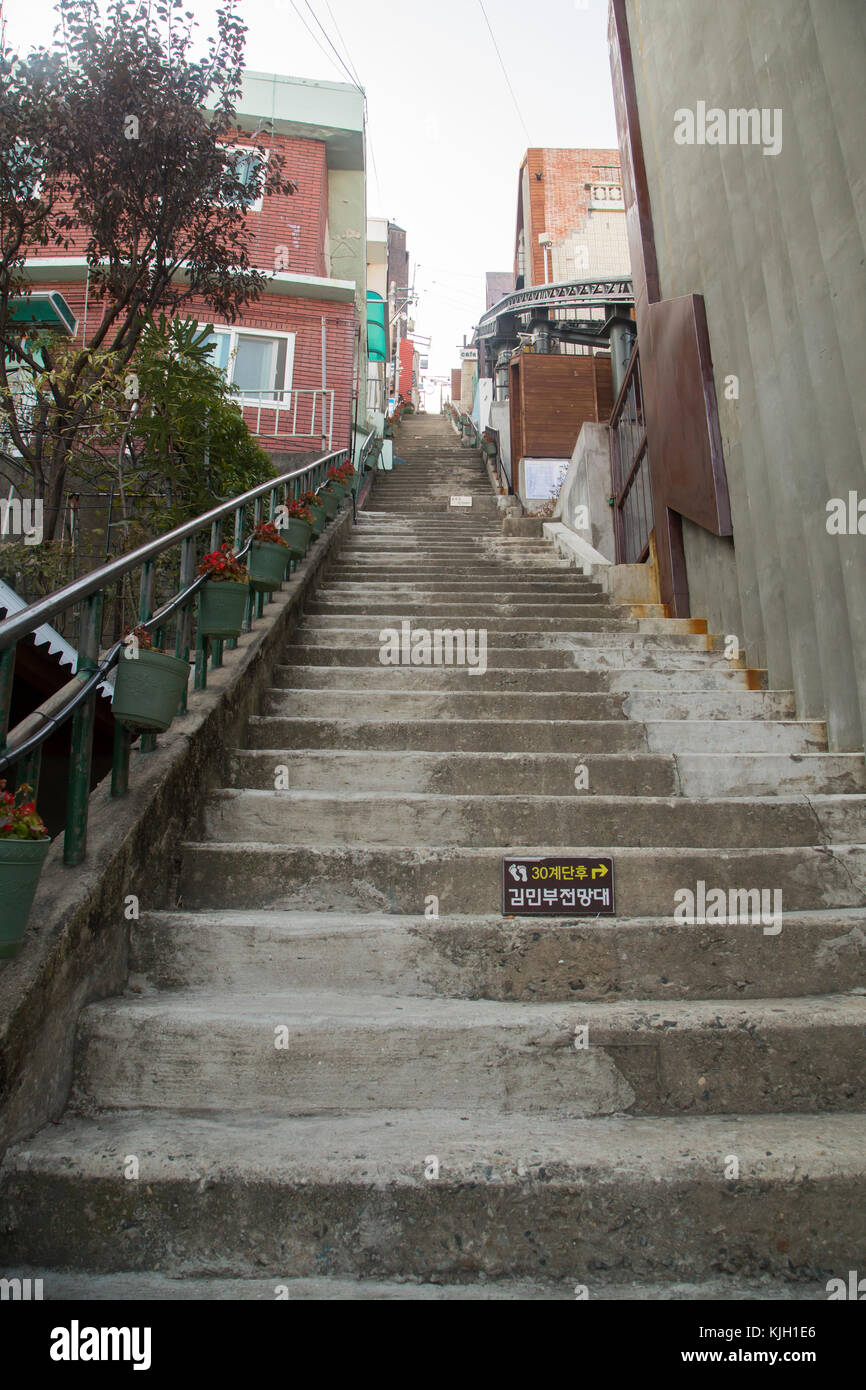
(624, 0, 866, 751)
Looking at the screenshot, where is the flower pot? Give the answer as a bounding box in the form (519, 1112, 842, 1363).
(329, 481, 348, 501)
(0, 836, 52, 959)
(112, 647, 190, 732)
(249, 540, 291, 592)
(308, 502, 328, 536)
(281, 517, 312, 562)
(318, 489, 340, 518)
(198, 579, 249, 638)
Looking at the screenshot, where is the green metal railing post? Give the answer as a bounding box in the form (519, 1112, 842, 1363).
(252, 498, 265, 620)
(210, 518, 224, 670)
(226, 505, 246, 651)
(16, 746, 42, 800)
(175, 537, 196, 709)
(64, 592, 102, 866)
(137, 561, 157, 754)
(0, 647, 15, 778)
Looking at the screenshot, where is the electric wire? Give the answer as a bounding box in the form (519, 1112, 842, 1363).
(476, 0, 531, 144)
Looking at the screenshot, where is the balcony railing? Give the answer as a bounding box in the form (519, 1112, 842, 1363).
(233, 388, 336, 449)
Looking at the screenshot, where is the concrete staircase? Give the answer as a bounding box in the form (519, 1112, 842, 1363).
(2, 414, 866, 1299)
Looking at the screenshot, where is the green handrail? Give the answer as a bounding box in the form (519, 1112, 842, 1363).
(0, 446, 349, 866)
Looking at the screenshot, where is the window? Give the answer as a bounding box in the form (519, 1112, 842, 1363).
(200, 325, 294, 401)
(218, 145, 268, 213)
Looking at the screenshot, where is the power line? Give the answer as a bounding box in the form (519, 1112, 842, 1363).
(476, 0, 531, 145)
(288, 0, 349, 83)
(321, 0, 364, 88)
(303, 0, 361, 89)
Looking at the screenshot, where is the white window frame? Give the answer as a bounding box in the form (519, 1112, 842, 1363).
(199, 323, 295, 403)
(217, 144, 269, 214)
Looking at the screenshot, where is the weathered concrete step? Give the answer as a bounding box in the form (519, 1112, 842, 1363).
(201, 789, 865, 849)
(245, 715, 825, 754)
(328, 575, 598, 589)
(70, 991, 866, 1117)
(305, 600, 630, 619)
(272, 663, 758, 693)
(263, 687, 796, 724)
(5, 1269, 829, 1300)
(229, 749, 678, 795)
(300, 614, 638, 632)
(245, 715, 647, 752)
(372, 504, 502, 514)
(6, 1097, 858, 1285)
(299, 616, 708, 637)
(228, 748, 866, 798)
(675, 753, 866, 796)
(263, 689, 630, 721)
(179, 841, 866, 914)
(281, 641, 727, 667)
(132, 908, 866, 1002)
(321, 581, 607, 597)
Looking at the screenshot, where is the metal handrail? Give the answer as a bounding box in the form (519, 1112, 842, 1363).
(0, 450, 346, 650)
(0, 445, 349, 865)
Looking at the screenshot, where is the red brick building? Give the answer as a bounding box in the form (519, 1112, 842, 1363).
(515, 147, 629, 287)
(21, 71, 368, 462)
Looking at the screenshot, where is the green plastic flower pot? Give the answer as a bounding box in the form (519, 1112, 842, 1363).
(308, 502, 328, 536)
(0, 836, 52, 959)
(319, 489, 340, 518)
(282, 517, 312, 561)
(329, 481, 348, 501)
(198, 579, 249, 638)
(112, 647, 190, 732)
(249, 540, 291, 592)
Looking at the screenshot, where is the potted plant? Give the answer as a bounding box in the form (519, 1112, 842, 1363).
(248, 519, 291, 592)
(301, 489, 328, 537)
(0, 781, 51, 960)
(277, 501, 314, 561)
(112, 625, 190, 732)
(197, 544, 250, 637)
(317, 485, 340, 518)
(326, 464, 351, 501)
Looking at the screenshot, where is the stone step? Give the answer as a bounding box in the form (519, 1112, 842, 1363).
(299, 616, 706, 637)
(261, 687, 795, 723)
(12, 1106, 845, 1284)
(263, 689, 630, 721)
(320, 581, 607, 597)
(305, 599, 633, 619)
(1, 1269, 831, 1300)
(281, 640, 730, 666)
(132, 908, 866, 1001)
(271, 663, 759, 693)
(227, 748, 866, 798)
(70, 990, 866, 1117)
(326, 575, 597, 589)
(245, 715, 826, 754)
(202, 788, 865, 849)
(299, 615, 639, 632)
(178, 841, 866, 914)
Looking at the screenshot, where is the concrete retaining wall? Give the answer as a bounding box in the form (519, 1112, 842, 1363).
(622, 0, 866, 750)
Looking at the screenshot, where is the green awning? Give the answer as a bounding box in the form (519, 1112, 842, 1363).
(366, 291, 386, 362)
(9, 290, 76, 335)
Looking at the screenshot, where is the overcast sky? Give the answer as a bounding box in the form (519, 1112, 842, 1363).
(2, 0, 619, 379)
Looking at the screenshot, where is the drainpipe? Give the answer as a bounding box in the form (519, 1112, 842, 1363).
(321, 316, 328, 452)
